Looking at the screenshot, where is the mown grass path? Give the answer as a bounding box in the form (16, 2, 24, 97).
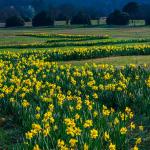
(60, 55, 150, 66)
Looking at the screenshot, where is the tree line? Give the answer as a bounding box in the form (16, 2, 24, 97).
(2, 1, 150, 27)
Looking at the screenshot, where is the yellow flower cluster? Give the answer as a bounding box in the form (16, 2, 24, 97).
(0, 56, 148, 150)
(1, 43, 150, 62)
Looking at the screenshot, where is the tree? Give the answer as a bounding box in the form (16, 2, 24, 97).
(47, 6, 60, 23)
(106, 10, 129, 25)
(0, 6, 20, 22)
(71, 11, 91, 25)
(17, 5, 35, 20)
(145, 17, 150, 25)
(140, 4, 150, 19)
(139, 4, 150, 25)
(32, 11, 54, 27)
(22, 16, 31, 22)
(58, 4, 75, 25)
(81, 7, 104, 25)
(5, 15, 25, 27)
(123, 2, 139, 26)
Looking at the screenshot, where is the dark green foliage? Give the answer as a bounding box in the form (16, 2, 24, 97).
(106, 10, 129, 25)
(71, 11, 91, 25)
(5, 16, 25, 27)
(123, 2, 139, 19)
(32, 11, 54, 27)
(22, 16, 31, 22)
(145, 17, 150, 25)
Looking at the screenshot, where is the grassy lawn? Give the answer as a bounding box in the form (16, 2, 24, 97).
(0, 25, 150, 51)
(60, 55, 150, 66)
(0, 25, 150, 39)
(0, 36, 49, 45)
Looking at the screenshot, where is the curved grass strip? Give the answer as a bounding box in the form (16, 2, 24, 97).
(46, 37, 105, 43)
(46, 38, 150, 46)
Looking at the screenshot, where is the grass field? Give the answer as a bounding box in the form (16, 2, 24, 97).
(60, 55, 150, 66)
(0, 25, 150, 150)
(0, 24, 150, 38)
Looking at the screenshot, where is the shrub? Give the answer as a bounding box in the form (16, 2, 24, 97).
(5, 15, 25, 27)
(106, 10, 129, 25)
(32, 11, 54, 27)
(71, 11, 91, 25)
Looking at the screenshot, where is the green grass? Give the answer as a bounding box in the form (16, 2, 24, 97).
(0, 115, 23, 149)
(0, 128, 10, 147)
(0, 25, 150, 51)
(0, 25, 150, 40)
(60, 55, 150, 66)
(0, 36, 49, 45)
